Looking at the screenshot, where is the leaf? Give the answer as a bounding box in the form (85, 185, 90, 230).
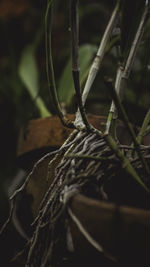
(19, 45, 39, 98)
(120, 0, 146, 62)
(58, 44, 97, 105)
(19, 45, 51, 117)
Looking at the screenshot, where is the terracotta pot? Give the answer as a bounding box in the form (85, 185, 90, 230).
(13, 114, 150, 265)
(17, 114, 106, 164)
(69, 194, 150, 265)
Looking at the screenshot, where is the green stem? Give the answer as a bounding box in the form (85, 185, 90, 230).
(105, 79, 150, 175)
(104, 134, 150, 192)
(137, 109, 150, 144)
(105, 66, 123, 135)
(70, 0, 91, 130)
(82, 1, 120, 106)
(105, 111, 113, 136)
(106, 2, 150, 134)
(45, 0, 74, 128)
(75, 0, 120, 127)
(80, 35, 120, 95)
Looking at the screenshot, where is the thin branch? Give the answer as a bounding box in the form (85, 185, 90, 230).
(105, 79, 150, 176)
(105, 66, 123, 135)
(104, 134, 150, 192)
(137, 109, 150, 144)
(70, 0, 91, 130)
(106, 2, 150, 133)
(45, 0, 74, 128)
(82, 1, 120, 105)
(0, 199, 14, 235)
(75, 1, 120, 127)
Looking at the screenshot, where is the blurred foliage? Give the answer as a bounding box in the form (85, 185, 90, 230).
(58, 44, 97, 106)
(19, 44, 50, 117)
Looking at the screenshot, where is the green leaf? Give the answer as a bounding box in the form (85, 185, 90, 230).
(19, 45, 39, 99)
(120, 0, 146, 62)
(19, 45, 51, 117)
(58, 44, 97, 105)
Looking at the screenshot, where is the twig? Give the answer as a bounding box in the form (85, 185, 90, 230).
(70, 0, 91, 130)
(137, 109, 150, 144)
(45, 0, 74, 128)
(0, 199, 14, 235)
(104, 134, 150, 192)
(105, 66, 123, 135)
(106, 2, 150, 134)
(105, 79, 150, 176)
(75, 1, 120, 127)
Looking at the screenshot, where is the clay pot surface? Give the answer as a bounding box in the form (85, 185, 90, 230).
(17, 114, 106, 158)
(69, 194, 150, 264)
(17, 114, 150, 159)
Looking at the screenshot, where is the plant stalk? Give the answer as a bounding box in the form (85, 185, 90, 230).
(106, 2, 150, 134)
(75, 1, 120, 127)
(45, 0, 74, 128)
(105, 66, 123, 135)
(71, 0, 91, 130)
(104, 134, 150, 192)
(105, 79, 150, 176)
(137, 109, 150, 144)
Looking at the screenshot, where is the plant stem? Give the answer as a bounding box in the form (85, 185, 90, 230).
(104, 134, 150, 192)
(45, 0, 74, 128)
(137, 109, 150, 144)
(106, 2, 150, 134)
(83, 1, 120, 106)
(105, 66, 123, 135)
(105, 79, 150, 176)
(75, 1, 120, 127)
(80, 35, 120, 96)
(71, 0, 91, 130)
